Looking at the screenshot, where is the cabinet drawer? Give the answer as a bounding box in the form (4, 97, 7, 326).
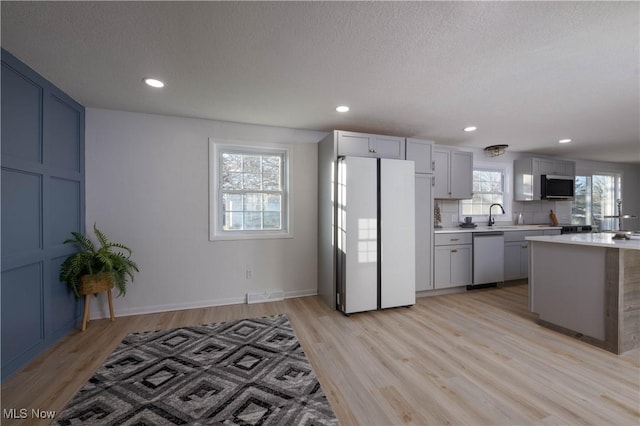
(435, 233, 472, 246)
(503, 230, 543, 242)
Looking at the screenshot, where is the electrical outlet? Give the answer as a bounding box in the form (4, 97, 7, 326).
(245, 267, 253, 280)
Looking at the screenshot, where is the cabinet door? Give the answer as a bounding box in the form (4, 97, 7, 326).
(372, 135, 405, 159)
(406, 139, 433, 173)
(434, 247, 452, 288)
(433, 150, 450, 198)
(450, 151, 473, 199)
(564, 161, 575, 177)
(415, 175, 433, 291)
(504, 241, 523, 280)
(337, 131, 404, 159)
(337, 132, 375, 157)
(450, 245, 472, 286)
(533, 159, 555, 176)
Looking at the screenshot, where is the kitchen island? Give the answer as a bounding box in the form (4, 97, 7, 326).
(527, 233, 640, 354)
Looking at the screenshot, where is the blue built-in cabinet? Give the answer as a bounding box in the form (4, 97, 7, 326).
(1, 49, 85, 380)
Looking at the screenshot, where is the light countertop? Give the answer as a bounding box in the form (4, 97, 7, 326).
(435, 225, 562, 234)
(526, 232, 640, 250)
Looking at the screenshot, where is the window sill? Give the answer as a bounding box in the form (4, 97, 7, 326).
(209, 230, 293, 241)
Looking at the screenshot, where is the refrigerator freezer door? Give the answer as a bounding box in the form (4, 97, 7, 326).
(338, 157, 378, 314)
(380, 158, 416, 308)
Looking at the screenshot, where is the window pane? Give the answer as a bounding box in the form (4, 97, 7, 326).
(222, 153, 242, 172)
(263, 194, 281, 211)
(262, 155, 280, 172)
(224, 212, 243, 230)
(489, 182, 502, 193)
(243, 155, 261, 173)
(243, 173, 261, 190)
(244, 193, 262, 211)
(244, 212, 262, 229)
(263, 212, 281, 229)
(223, 193, 243, 211)
(262, 172, 280, 190)
(222, 172, 243, 190)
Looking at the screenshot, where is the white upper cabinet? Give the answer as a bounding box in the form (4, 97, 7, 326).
(405, 138, 434, 174)
(337, 131, 405, 159)
(433, 148, 473, 199)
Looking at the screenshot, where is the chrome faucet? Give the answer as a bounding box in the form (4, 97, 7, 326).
(488, 203, 505, 227)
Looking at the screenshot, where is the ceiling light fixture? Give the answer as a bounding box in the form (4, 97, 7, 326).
(484, 144, 509, 157)
(463, 126, 477, 132)
(558, 138, 572, 144)
(143, 77, 165, 88)
(336, 105, 350, 113)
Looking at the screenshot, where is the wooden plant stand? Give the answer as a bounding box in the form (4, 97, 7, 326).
(79, 274, 115, 331)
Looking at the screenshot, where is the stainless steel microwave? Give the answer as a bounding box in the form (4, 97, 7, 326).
(541, 174, 574, 199)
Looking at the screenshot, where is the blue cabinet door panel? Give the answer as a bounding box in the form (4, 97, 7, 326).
(48, 256, 80, 333)
(1, 62, 42, 163)
(1, 168, 42, 254)
(1, 263, 44, 362)
(46, 95, 81, 172)
(1, 48, 85, 381)
(49, 177, 81, 246)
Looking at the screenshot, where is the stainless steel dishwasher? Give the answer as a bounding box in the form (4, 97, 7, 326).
(473, 231, 505, 285)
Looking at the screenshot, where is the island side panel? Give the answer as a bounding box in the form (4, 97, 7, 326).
(620, 249, 640, 353)
(530, 241, 607, 340)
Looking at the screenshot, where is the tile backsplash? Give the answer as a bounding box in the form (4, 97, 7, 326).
(434, 199, 573, 228)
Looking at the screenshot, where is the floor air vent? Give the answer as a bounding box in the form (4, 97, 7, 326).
(246, 290, 285, 304)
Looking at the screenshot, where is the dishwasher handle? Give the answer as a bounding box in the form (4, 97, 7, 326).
(473, 231, 504, 237)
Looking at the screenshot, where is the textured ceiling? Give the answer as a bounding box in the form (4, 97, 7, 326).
(2, 1, 639, 163)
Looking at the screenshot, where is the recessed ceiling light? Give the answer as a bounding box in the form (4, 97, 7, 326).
(143, 78, 165, 88)
(336, 105, 350, 113)
(463, 126, 477, 132)
(558, 139, 572, 144)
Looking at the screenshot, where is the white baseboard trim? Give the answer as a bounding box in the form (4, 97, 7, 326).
(89, 289, 318, 320)
(89, 296, 245, 320)
(285, 289, 317, 299)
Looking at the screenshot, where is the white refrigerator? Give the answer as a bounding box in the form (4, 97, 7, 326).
(336, 156, 416, 314)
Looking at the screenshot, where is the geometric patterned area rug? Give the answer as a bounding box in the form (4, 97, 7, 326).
(53, 314, 338, 425)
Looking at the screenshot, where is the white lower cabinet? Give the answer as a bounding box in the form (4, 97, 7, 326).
(503, 229, 560, 280)
(434, 233, 472, 289)
(504, 241, 529, 281)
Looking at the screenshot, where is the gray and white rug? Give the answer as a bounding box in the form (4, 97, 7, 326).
(54, 314, 338, 425)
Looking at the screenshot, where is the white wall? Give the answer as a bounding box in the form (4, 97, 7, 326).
(85, 108, 327, 318)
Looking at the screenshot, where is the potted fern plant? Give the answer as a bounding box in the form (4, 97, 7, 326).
(60, 224, 138, 330)
(60, 224, 138, 297)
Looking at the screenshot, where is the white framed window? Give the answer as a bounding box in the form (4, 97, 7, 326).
(461, 167, 508, 217)
(209, 139, 292, 240)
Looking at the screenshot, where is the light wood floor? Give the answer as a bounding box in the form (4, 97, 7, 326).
(2, 284, 639, 425)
